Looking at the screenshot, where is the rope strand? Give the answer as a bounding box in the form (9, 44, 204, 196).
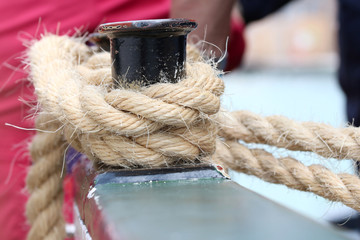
(218, 110, 360, 161)
(26, 114, 66, 240)
(212, 140, 360, 211)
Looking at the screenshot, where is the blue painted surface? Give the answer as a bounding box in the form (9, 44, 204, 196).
(93, 179, 350, 240)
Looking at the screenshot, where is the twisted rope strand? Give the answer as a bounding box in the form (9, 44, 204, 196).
(213, 140, 360, 211)
(26, 114, 66, 240)
(218, 110, 360, 161)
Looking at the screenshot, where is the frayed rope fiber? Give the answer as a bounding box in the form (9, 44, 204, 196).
(26, 35, 360, 240)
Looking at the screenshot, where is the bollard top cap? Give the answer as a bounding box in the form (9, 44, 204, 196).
(98, 18, 197, 37)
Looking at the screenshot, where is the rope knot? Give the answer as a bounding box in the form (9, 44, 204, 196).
(30, 35, 224, 168)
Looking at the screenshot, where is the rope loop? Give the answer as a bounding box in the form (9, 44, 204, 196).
(29, 35, 224, 168)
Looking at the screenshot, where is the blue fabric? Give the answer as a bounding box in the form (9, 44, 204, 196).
(239, 0, 294, 24)
(338, 0, 360, 126)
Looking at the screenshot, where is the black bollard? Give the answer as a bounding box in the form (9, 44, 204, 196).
(98, 19, 197, 87)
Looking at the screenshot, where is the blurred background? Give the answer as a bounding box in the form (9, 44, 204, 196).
(224, 0, 359, 237)
(242, 0, 337, 70)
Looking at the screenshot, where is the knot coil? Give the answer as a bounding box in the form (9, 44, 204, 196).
(29, 35, 224, 168)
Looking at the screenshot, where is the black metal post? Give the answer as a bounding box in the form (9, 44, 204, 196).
(98, 19, 197, 87)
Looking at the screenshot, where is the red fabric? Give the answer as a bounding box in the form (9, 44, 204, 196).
(0, 1, 169, 239)
(0, 1, 244, 239)
(226, 18, 246, 71)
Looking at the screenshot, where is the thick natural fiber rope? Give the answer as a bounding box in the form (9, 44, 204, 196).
(213, 140, 360, 212)
(26, 114, 66, 240)
(218, 110, 360, 161)
(29, 36, 222, 168)
(26, 35, 360, 240)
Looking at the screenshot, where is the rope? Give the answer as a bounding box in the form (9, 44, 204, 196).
(212, 140, 360, 211)
(26, 114, 66, 240)
(29, 35, 223, 168)
(218, 110, 360, 161)
(26, 35, 360, 240)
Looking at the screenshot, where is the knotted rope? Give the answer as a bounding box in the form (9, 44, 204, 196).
(26, 35, 360, 240)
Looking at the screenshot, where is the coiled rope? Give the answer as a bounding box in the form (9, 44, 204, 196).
(26, 35, 360, 240)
